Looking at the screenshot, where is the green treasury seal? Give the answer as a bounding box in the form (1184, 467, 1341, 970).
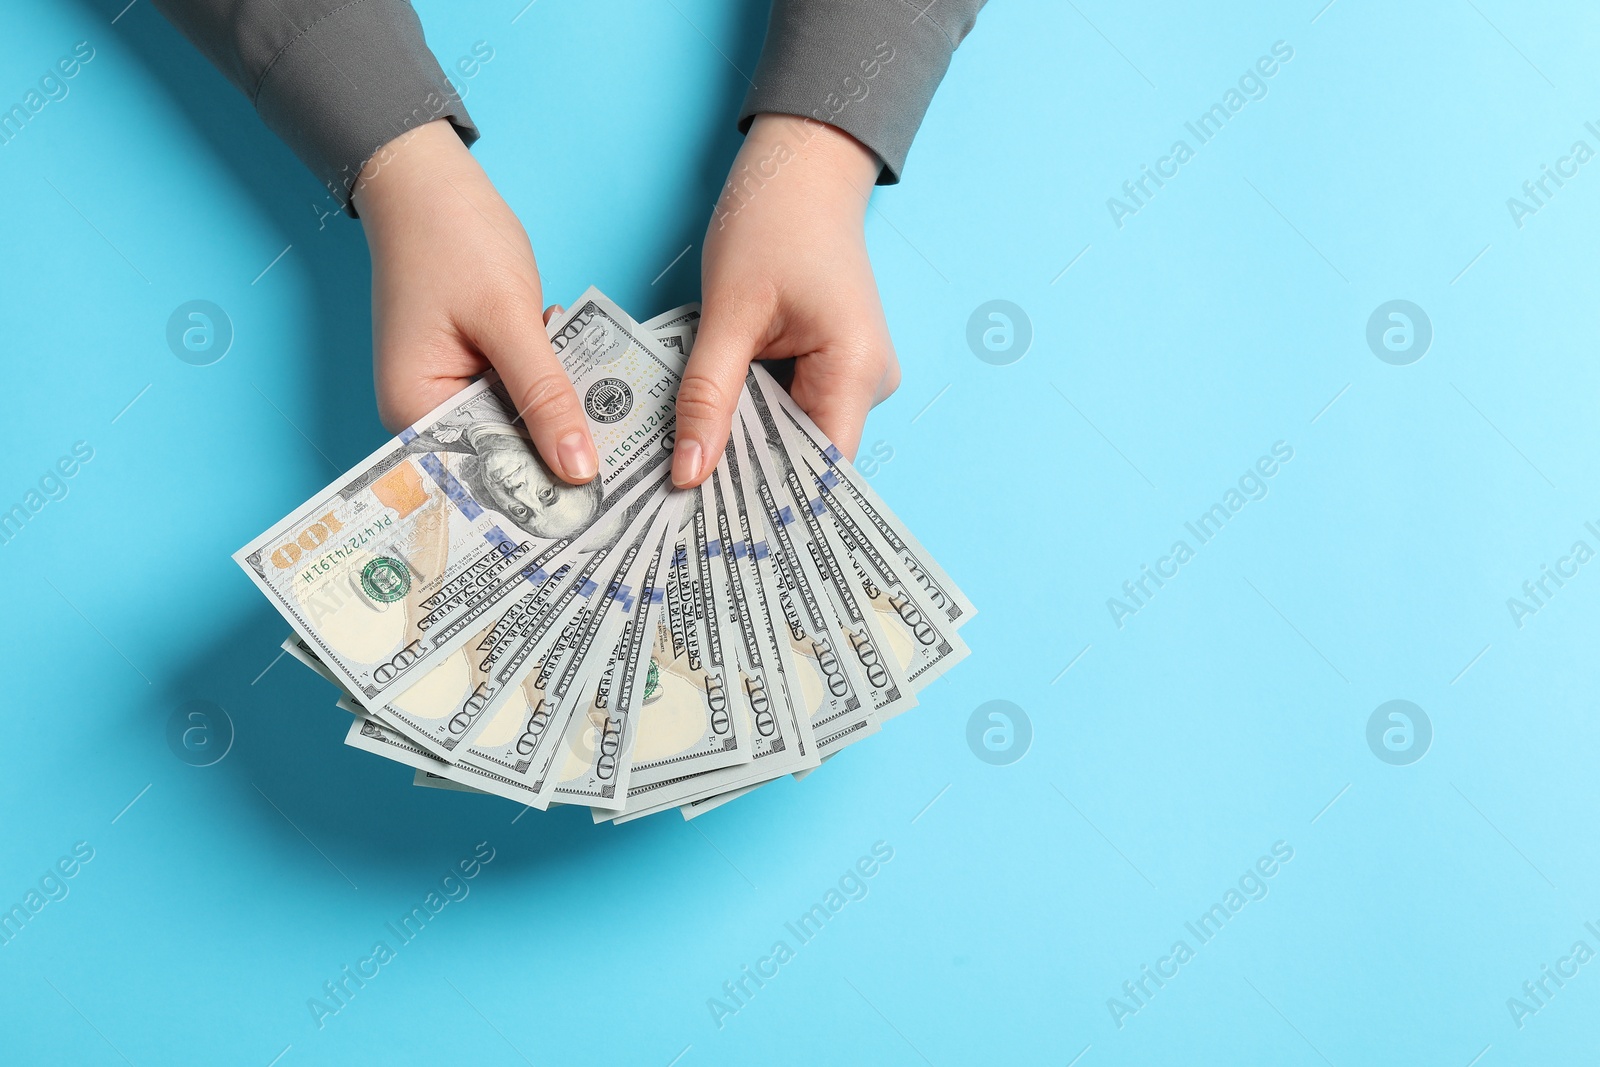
(361, 557, 411, 603)
(642, 658, 661, 704)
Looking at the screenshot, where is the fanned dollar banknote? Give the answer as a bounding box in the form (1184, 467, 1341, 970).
(244, 292, 973, 823)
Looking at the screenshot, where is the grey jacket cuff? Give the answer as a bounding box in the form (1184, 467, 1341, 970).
(156, 0, 477, 213)
(739, 0, 984, 184)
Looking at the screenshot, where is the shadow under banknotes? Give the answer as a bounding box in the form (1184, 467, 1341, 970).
(161, 604, 641, 882)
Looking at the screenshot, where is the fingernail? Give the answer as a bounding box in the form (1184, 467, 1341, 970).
(559, 432, 598, 482)
(672, 439, 702, 487)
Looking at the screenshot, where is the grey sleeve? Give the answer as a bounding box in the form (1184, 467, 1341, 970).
(739, 0, 985, 184)
(153, 0, 477, 212)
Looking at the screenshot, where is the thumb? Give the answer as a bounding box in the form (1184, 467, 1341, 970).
(672, 296, 770, 487)
(475, 301, 598, 484)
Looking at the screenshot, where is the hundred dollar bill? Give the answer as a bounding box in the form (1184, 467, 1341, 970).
(235, 289, 682, 707)
(338, 479, 665, 763)
(338, 355, 689, 759)
(367, 563, 572, 759)
(545, 494, 683, 809)
(750, 370, 970, 691)
(672, 408, 900, 821)
(340, 484, 669, 806)
(413, 769, 486, 794)
(729, 408, 879, 758)
(593, 492, 754, 823)
(698, 445, 820, 773)
(601, 307, 754, 792)
(651, 315, 959, 702)
(799, 447, 968, 691)
(656, 438, 829, 805)
(444, 486, 673, 805)
(348, 707, 580, 805)
(542, 601, 656, 810)
(376, 489, 670, 806)
(282, 634, 374, 711)
(606, 305, 759, 791)
(282, 578, 572, 768)
(751, 362, 976, 630)
(339, 692, 555, 804)
(433, 478, 670, 768)
(344, 708, 437, 770)
(285, 634, 464, 756)
(282, 632, 338, 685)
(522, 497, 681, 806)
(642, 303, 700, 358)
(624, 492, 751, 792)
(601, 444, 821, 823)
(678, 781, 763, 820)
(739, 379, 916, 725)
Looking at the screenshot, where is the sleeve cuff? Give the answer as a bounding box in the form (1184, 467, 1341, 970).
(251, 0, 478, 214)
(738, 0, 972, 184)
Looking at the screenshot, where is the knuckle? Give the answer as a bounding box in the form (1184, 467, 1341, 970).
(853, 337, 890, 370)
(822, 334, 886, 379)
(879, 364, 902, 402)
(878, 351, 902, 399)
(488, 292, 543, 332)
(705, 270, 779, 312)
(474, 269, 543, 325)
(675, 375, 731, 427)
(512, 373, 578, 426)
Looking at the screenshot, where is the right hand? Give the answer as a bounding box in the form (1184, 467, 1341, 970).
(352, 119, 598, 484)
(669, 114, 898, 488)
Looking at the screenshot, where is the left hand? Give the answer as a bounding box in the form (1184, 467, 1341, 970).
(670, 113, 902, 488)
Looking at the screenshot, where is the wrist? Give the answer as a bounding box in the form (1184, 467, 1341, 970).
(734, 113, 880, 214)
(352, 119, 476, 228)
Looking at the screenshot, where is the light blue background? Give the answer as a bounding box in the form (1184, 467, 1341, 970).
(3, 1, 1598, 1063)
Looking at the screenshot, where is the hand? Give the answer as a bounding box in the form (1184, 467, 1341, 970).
(671, 114, 901, 488)
(352, 119, 598, 484)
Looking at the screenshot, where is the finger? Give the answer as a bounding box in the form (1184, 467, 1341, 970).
(672, 295, 771, 487)
(373, 325, 488, 432)
(542, 304, 564, 325)
(376, 369, 475, 433)
(788, 353, 891, 462)
(474, 299, 597, 484)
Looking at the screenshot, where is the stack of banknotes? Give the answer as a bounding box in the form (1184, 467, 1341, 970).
(235, 289, 975, 822)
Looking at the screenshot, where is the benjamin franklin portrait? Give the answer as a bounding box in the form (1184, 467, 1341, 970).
(404, 418, 603, 540)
